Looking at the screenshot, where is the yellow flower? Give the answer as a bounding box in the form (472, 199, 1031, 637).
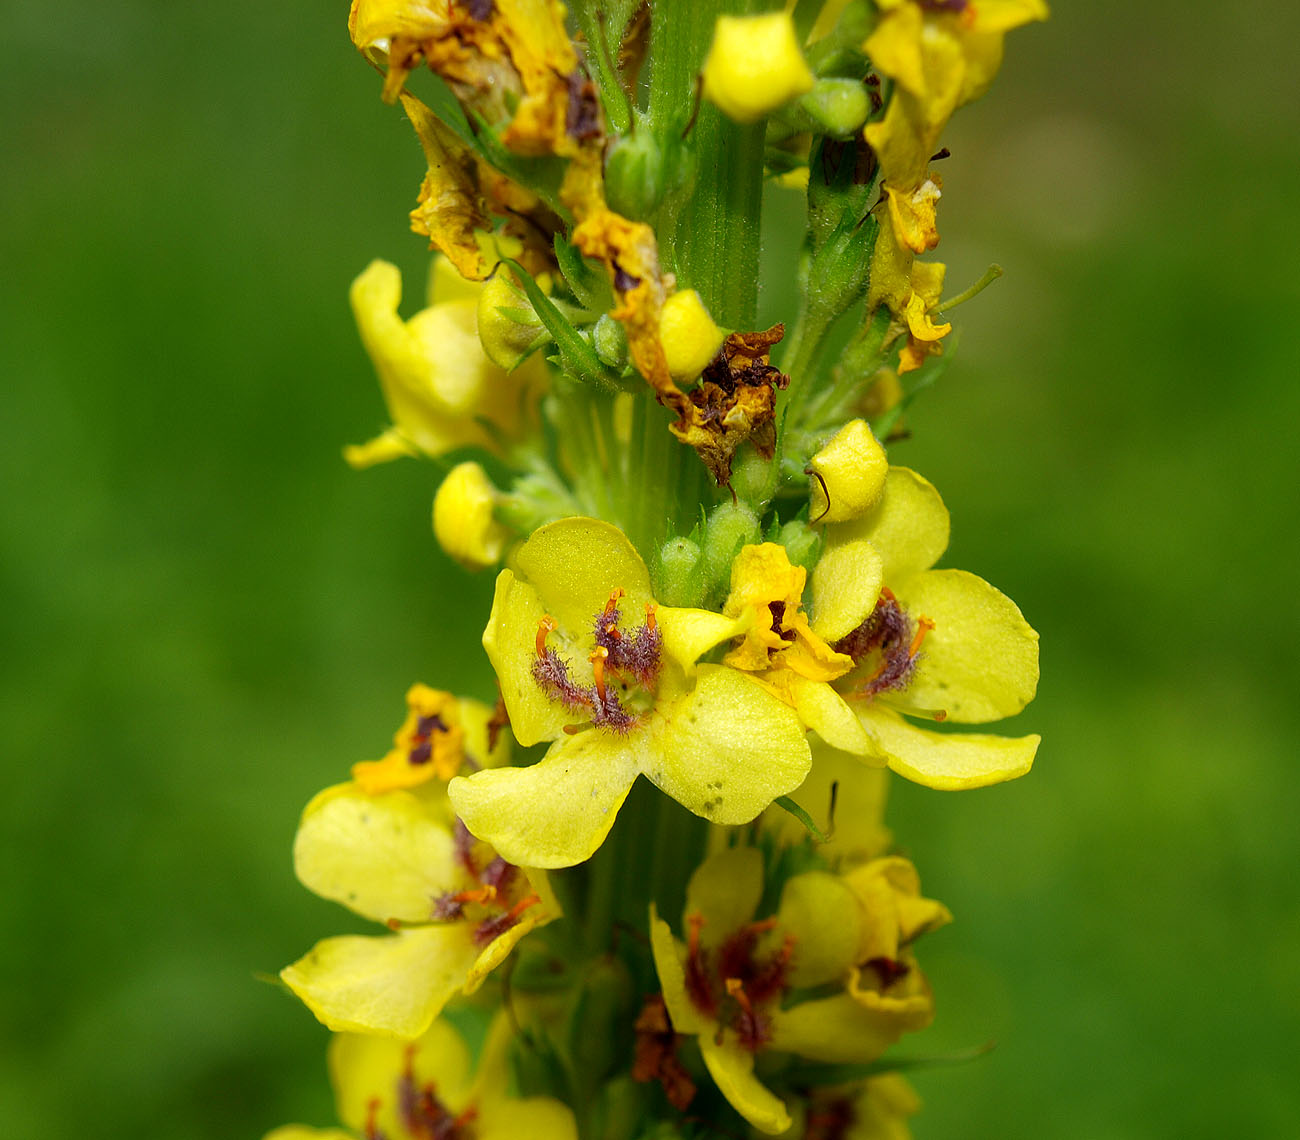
(344, 257, 544, 468)
(824, 464, 1041, 789)
(649, 847, 939, 1134)
(720, 540, 884, 757)
(266, 1012, 577, 1140)
(780, 1073, 922, 1140)
(280, 782, 559, 1038)
(702, 12, 816, 124)
(447, 518, 811, 868)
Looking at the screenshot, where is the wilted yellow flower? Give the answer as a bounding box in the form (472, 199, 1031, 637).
(448, 518, 811, 868)
(702, 12, 816, 123)
(344, 257, 544, 468)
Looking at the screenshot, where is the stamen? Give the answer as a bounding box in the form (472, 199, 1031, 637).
(687, 911, 706, 957)
(644, 602, 657, 631)
(535, 614, 558, 657)
(909, 615, 936, 657)
(473, 893, 541, 945)
(602, 588, 625, 620)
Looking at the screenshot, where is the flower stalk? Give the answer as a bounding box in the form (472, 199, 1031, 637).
(266, 3, 1050, 1138)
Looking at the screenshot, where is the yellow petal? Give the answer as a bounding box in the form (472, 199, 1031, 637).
(342, 427, 419, 469)
(514, 517, 654, 632)
(856, 704, 1038, 790)
(466, 877, 558, 992)
(787, 674, 871, 755)
(281, 926, 478, 1038)
(699, 1034, 792, 1135)
(832, 466, 949, 584)
(649, 907, 712, 1035)
(481, 569, 571, 747)
(763, 745, 892, 864)
(447, 732, 640, 868)
(777, 872, 863, 988)
(894, 568, 1039, 722)
(769, 992, 909, 1065)
(657, 606, 746, 673)
(810, 539, 884, 643)
(330, 1020, 473, 1133)
(702, 12, 815, 124)
(684, 846, 763, 944)
(478, 1098, 579, 1140)
(808, 420, 889, 524)
(645, 666, 810, 826)
(293, 784, 459, 923)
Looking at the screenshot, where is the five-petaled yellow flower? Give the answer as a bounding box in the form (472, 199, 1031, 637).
(649, 847, 946, 1134)
(448, 517, 812, 868)
(264, 1012, 577, 1140)
(281, 781, 558, 1039)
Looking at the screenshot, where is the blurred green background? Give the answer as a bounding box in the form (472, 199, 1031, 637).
(3, 2, 1296, 1136)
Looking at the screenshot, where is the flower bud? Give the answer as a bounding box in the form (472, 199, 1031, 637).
(775, 519, 823, 574)
(593, 313, 628, 368)
(795, 78, 871, 138)
(702, 12, 815, 124)
(654, 536, 706, 609)
(476, 273, 543, 371)
(659, 289, 725, 380)
(807, 419, 888, 523)
(432, 462, 510, 569)
(702, 501, 761, 600)
(604, 129, 665, 221)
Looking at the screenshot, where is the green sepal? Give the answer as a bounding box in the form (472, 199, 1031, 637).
(554, 235, 611, 314)
(773, 795, 831, 842)
(504, 259, 626, 391)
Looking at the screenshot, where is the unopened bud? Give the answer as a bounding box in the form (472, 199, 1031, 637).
(477, 273, 543, 371)
(433, 462, 510, 569)
(807, 419, 887, 524)
(775, 519, 823, 574)
(604, 128, 665, 221)
(795, 78, 871, 138)
(659, 290, 725, 380)
(702, 12, 815, 123)
(655, 536, 706, 609)
(702, 502, 761, 600)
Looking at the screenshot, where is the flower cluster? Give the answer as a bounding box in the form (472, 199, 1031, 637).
(269, 3, 1047, 1138)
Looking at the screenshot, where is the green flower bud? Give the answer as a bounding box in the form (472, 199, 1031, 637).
(476, 272, 544, 370)
(654, 535, 706, 609)
(604, 128, 665, 221)
(775, 519, 823, 574)
(702, 501, 761, 601)
(593, 312, 629, 368)
(796, 78, 871, 138)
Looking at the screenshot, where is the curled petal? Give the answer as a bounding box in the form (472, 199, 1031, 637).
(281, 926, 478, 1038)
(699, 1034, 792, 1135)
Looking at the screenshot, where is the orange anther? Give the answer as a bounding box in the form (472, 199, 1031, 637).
(604, 622, 623, 640)
(602, 588, 625, 619)
(909, 615, 936, 657)
(746, 917, 779, 935)
(452, 885, 498, 906)
(645, 602, 658, 631)
(536, 614, 558, 657)
(589, 645, 609, 702)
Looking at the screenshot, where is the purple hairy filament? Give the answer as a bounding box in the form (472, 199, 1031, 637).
(531, 590, 663, 732)
(833, 587, 935, 699)
(683, 912, 796, 1052)
(395, 1045, 479, 1140)
(433, 825, 538, 944)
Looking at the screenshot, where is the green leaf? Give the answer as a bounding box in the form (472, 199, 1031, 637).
(773, 795, 830, 843)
